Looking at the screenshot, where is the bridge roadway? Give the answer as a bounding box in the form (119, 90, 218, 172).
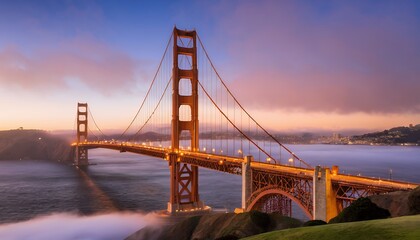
(73, 141, 417, 191)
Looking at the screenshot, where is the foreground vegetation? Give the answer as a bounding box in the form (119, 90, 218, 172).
(244, 214, 420, 240)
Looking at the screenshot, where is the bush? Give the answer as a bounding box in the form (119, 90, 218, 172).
(303, 220, 327, 226)
(249, 210, 271, 230)
(215, 235, 239, 240)
(329, 197, 390, 223)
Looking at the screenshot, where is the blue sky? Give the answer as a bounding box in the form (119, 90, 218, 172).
(1, 0, 419, 131)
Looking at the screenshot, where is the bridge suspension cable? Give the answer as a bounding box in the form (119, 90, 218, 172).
(119, 32, 174, 141)
(128, 76, 172, 141)
(88, 108, 109, 140)
(83, 28, 310, 169)
(196, 33, 311, 168)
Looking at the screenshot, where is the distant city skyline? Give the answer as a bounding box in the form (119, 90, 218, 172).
(1, 0, 419, 132)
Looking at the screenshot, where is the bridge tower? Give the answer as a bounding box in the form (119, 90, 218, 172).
(75, 102, 89, 166)
(167, 27, 204, 213)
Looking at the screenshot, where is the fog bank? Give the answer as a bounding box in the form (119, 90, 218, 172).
(0, 212, 160, 240)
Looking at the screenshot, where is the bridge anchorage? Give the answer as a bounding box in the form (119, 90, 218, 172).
(72, 27, 418, 221)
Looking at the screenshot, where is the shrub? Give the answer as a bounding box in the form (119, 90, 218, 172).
(303, 220, 327, 226)
(329, 197, 390, 223)
(215, 235, 239, 240)
(249, 210, 271, 230)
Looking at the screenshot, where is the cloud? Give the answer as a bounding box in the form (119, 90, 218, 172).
(215, 1, 420, 114)
(0, 37, 139, 94)
(0, 212, 160, 240)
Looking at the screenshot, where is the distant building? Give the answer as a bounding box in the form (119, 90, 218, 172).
(332, 133, 342, 140)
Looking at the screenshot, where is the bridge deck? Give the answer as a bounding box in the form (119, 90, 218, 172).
(73, 142, 418, 191)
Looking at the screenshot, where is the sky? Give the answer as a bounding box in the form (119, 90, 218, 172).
(0, 0, 419, 133)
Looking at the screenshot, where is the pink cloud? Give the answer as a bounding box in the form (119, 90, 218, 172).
(215, 1, 420, 114)
(0, 37, 138, 94)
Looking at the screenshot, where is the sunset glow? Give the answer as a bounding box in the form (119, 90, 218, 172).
(1, 0, 419, 132)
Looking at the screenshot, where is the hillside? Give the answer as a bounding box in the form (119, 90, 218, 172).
(126, 211, 302, 240)
(244, 214, 420, 240)
(351, 124, 420, 145)
(125, 187, 420, 240)
(0, 129, 73, 162)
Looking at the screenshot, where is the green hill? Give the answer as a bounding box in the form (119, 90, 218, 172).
(244, 214, 420, 240)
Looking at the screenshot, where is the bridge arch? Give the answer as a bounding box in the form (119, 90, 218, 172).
(246, 186, 313, 219)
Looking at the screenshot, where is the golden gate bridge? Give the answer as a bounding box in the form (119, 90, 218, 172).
(71, 28, 417, 222)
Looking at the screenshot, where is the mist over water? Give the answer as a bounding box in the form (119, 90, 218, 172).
(0, 145, 419, 239)
(0, 212, 159, 240)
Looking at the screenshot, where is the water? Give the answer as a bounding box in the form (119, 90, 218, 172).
(292, 144, 420, 182)
(0, 145, 419, 224)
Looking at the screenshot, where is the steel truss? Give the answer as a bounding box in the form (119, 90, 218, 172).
(333, 182, 401, 209)
(248, 169, 313, 217)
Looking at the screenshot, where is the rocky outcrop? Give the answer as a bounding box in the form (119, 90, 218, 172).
(408, 187, 420, 214)
(368, 191, 410, 217)
(0, 129, 73, 162)
(369, 187, 420, 217)
(126, 211, 302, 240)
(128, 187, 420, 240)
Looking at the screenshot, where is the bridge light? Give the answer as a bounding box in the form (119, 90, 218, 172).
(187, 146, 191, 150)
(266, 157, 271, 163)
(142, 142, 146, 146)
(212, 148, 215, 153)
(218, 159, 224, 165)
(203, 147, 206, 152)
(238, 149, 242, 154)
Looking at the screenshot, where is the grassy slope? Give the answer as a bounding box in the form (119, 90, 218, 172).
(244, 215, 420, 240)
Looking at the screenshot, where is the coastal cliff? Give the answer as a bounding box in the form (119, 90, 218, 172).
(0, 129, 73, 162)
(126, 211, 302, 240)
(127, 187, 420, 240)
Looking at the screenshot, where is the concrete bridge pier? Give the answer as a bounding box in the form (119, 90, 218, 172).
(313, 166, 339, 222)
(241, 155, 253, 210)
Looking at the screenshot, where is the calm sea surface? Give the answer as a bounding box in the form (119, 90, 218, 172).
(0, 144, 419, 224)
